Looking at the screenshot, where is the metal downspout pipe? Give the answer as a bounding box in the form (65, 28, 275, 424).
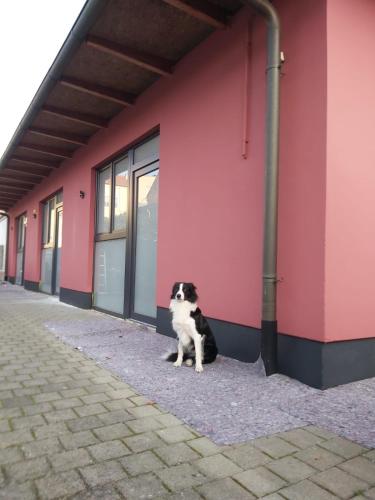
(241, 0, 281, 375)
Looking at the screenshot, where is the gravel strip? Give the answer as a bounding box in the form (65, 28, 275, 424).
(43, 310, 375, 447)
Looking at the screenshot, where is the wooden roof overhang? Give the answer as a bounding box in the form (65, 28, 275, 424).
(0, 0, 242, 211)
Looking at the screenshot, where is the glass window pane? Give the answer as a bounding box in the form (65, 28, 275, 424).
(40, 248, 53, 293)
(133, 169, 159, 318)
(97, 167, 111, 234)
(134, 135, 159, 164)
(21, 219, 25, 249)
(17, 219, 21, 249)
(56, 191, 63, 204)
(15, 251, 23, 285)
(49, 202, 55, 245)
(55, 210, 63, 294)
(21, 216, 27, 250)
(42, 203, 49, 245)
(93, 239, 126, 314)
(18, 216, 26, 250)
(0, 245, 4, 272)
(114, 157, 129, 231)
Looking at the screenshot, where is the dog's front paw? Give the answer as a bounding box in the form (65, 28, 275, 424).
(195, 365, 203, 373)
(173, 360, 182, 367)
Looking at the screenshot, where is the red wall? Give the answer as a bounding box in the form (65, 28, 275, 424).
(8, 1, 329, 341)
(276, 0, 327, 341)
(325, 0, 375, 341)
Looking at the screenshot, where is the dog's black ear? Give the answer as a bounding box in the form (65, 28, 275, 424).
(186, 283, 198, 302)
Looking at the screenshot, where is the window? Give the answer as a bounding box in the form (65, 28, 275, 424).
(17, 215, 26, 251)
(96, 156, 129, 236)
(114, 157, 129, 231)
(42, 199, 55, 246)
(97, 167, 112, 234)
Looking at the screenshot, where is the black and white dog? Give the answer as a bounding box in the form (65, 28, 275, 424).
(166, 282, 218, 372)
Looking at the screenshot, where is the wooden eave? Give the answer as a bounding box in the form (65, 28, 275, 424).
(0, 0, 242, 211)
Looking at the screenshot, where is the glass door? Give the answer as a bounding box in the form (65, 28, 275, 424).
(93, 156, 128, 315)
(15, 214, 26, 285)
(130, 164, 159, 323)
(54, 207, 63, 295)
(40, 192, 63, 295)
(93, 134, 160, 324)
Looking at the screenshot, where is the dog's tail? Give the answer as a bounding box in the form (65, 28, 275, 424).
(165, 352, 178, 362)
(164, 352, 195, 362)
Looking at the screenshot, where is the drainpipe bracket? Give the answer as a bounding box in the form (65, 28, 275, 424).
(263, 274, 277, 283)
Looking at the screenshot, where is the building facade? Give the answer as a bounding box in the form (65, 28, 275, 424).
(1, 0, 375, 388)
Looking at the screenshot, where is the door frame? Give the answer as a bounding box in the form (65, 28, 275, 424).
(40, 192, 63, 295)
(126, 162, 159, 325)
(93, 135, 160, 325)
(51, 206, 63, 295)
(16, 213, 27, 286)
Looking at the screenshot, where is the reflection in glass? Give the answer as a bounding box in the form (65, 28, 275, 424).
(55, 210, 63, 294)
(134, 136, 159, 164)
(114, 157, 129, 231)
(97, 167, 111, 233)
(133, 169, 159, 318)
(40, 248, 53, 294)
(15, 252, 23, 285)
(16, 216, 26, 285)
(93, 239, 126, 314)
(42, 203, 49, 245)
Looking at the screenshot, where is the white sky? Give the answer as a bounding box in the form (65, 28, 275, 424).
(0, 0, 87, 158)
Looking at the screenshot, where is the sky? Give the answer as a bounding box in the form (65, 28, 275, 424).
(0, 0, 87, 158)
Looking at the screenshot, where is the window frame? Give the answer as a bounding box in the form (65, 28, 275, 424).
(95, 154, 129, 241)
(95, 133, 159, 242)
(93, 132, 160, 320)
(16, 214, 27, 252)
(42, 193, 63, 249)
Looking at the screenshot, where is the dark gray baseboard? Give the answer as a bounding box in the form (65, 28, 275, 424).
(60, 287, 92, 309)
(277, 334, 323, 388)
(24, 280, 39, 292)
(278, 333, 375, 389)
(7, 276, 15, 284)
(156, 306, 260, 363)
(156, 307, 375, 389)
(322, 338, 375, 389)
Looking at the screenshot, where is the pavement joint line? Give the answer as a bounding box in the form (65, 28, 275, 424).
(314, 440, 369, 460)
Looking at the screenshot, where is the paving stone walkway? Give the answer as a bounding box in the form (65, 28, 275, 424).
(1, 285, 375, 499)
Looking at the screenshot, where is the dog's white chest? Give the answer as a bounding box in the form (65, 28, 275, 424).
(170, 300, 197, 344)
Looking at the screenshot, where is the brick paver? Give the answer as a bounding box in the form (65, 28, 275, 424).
(1, 286, 375, 499)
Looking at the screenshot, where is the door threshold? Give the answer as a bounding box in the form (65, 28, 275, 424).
(93, 306, 156, 330)
(126, 317, 156, 330)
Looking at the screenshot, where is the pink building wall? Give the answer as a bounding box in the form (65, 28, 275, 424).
(325, 0, 375, 341)
(276, 0, 327, 341)
(7, 1, 329, 342)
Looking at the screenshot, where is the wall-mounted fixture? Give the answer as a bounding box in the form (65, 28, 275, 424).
(79, 190, 85, 199)
(32, 209, 37, 219)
